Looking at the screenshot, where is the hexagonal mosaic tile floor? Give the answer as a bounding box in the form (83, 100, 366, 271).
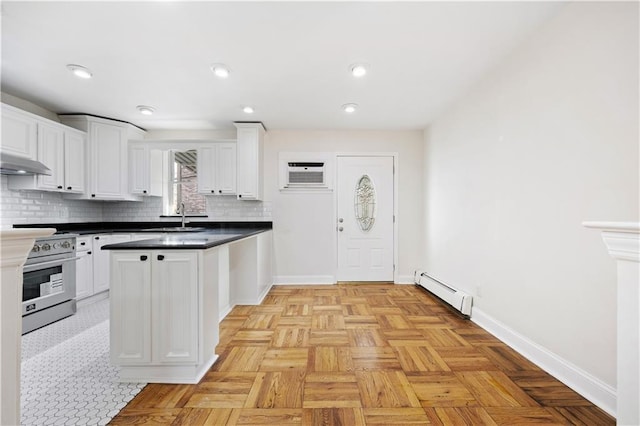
(21, 298, 146, 425)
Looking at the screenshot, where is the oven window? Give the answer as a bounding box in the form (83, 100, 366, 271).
(23, 265, 63, 302)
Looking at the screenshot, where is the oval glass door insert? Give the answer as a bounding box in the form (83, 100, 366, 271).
(354, 174, 376, 232)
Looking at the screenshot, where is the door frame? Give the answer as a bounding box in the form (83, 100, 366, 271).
(334, 153, 399, 283)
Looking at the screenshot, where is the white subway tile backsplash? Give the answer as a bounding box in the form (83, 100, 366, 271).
(1, 176, 271, 225)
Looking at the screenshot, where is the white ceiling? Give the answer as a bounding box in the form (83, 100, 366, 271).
(1, 1, 563, 131)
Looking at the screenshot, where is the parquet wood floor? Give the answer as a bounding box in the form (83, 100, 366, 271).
(110, 284, 614, 425)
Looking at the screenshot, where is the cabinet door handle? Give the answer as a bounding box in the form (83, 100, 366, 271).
(95, 236, 100, 240)
(57, 185, 63, 189)
(157, 254, 165, 261)
(67, 186, 72, 190)
(80, 242, 86, 246)
(91, 194, 96, 198)
(87, 251, 92, 255)
(211, 190, 215, 193)
(219, 190, 222, 194)
(238, 194, 242, 198)
(143, 190, 147, 194)
(140, 255, 148, 261)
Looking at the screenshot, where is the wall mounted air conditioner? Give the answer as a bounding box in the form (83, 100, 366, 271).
(278, 152, 333, 191)
(414, 270, 473, 317)
(286, 162, 325, 187)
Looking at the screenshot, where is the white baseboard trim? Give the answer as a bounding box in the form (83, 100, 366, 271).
(233, 283, 274, 306)
(395, 275, 414, 284)
(219, 305, 233, 322)
(471, 308, 616, 418)
(273, 275, 335, 285)
(77, 290, 109, 309)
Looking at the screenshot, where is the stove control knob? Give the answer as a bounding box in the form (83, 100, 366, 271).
(32, 245, 40, 252)
(41, 243, 51, 251)
(61, 241, 71, 249)
(53, 242, 61, 249)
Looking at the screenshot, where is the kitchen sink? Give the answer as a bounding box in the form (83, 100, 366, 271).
(147, 227, 207, 232)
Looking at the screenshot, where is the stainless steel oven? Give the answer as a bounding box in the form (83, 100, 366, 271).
(22, 234, 79, 334)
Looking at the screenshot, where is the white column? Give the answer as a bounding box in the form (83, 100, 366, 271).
(0, 228, 55, 426)
(584, 222, 640, 426)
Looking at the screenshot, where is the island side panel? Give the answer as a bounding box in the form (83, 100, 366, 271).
(217, 245, 231, 321)
(202, 247, 220, 358)
(257, 231, 273, 299)
(229, 237, 257, 305)
(228, 231, 273, 306)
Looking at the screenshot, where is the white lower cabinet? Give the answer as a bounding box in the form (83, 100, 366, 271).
(110, 251, 152, 364)
(93, 234, 132, 294)
(153, 251, 199, 363)
(75, 236, 94, 300)
(110, 248, 219, 383)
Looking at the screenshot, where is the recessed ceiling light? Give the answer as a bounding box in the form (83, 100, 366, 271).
(350, 63, 368, 78)
(210, 64, 230, 78)
(137, 105, 155, 115)
(342, 103, 358, 113)
(243, 106, 254, 114)
(66, 64, 92, 79)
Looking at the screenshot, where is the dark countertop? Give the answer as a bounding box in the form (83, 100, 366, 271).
(14, 221, 271, 235)
(13, 221, 272, 250)
(102, 227, 269, 250)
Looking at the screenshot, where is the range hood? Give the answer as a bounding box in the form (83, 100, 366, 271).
(0, 152, 51, 175)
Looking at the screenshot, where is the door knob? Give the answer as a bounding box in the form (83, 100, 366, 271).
(338, 226, 344, 232)
(338, 218, 344, 223)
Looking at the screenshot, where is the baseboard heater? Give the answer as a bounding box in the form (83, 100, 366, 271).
(414, 270, 473, 317)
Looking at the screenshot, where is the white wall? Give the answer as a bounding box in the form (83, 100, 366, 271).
(423, 1, 638, 413)
(264, 129, 424, 283)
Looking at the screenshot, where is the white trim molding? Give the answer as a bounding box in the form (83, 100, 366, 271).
(584, 221, 640, 425)
(273, 275, 335, 285)
(472, 308, 616, 417)
(0, 228, 55, 425)
(395, 274, 415, 284)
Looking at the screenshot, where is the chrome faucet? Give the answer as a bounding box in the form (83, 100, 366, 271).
(180, 203, 186, 228)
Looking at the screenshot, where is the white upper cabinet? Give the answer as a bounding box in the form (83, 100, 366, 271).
(197, 143, 236, 195)
(59, 115, 145, 200)
(1, 103, 37, 159)
(5, 105, 86, 193)
(34, 121, 65, 191)
(64, 130, 86, 193)
(234, 122, 265, 200)
(129, 143, 162, 196)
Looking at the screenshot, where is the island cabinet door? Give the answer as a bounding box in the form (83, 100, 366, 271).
(151, 251, 199, 364)
(110, 251, 152, 365)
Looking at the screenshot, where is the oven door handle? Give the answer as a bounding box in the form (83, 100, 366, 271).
(23, 256, 82, 273)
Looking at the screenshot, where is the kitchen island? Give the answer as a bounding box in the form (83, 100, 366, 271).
(102, 226, 272, 384)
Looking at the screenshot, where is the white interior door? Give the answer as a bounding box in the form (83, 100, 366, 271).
(337, 156, 394, 281)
